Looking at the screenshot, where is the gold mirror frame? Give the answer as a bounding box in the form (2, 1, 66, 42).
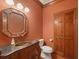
(2, 8, 28, 37)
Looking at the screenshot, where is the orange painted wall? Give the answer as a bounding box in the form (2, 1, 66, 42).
(43, 0, 77, 58)
(43, 0, 77, 46)
(0, 0, 43, 47)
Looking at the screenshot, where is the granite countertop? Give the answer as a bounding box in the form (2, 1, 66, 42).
(0, 40, 38, 56)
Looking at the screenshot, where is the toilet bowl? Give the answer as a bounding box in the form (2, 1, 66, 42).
(41, 46, 53, 59)
(41, 46, 53, 53)
(39, 39, 54, 59)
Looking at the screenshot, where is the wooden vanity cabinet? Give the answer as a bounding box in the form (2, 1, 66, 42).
(29, 43, 41, 59)
(0, 42, 41, 59)
(54, 9, 77, 59)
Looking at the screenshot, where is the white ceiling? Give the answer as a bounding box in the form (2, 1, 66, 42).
(39, 0, 54, 5)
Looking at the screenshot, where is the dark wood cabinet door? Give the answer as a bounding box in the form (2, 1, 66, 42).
(18, 48, 29, 59)
(9, 51, 19, 59)
(30, 43, 41, 59)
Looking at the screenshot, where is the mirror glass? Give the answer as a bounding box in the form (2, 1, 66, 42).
(2, 8, 28, 37)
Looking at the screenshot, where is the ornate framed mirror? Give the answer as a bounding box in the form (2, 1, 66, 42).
(2, 8, 28, 37)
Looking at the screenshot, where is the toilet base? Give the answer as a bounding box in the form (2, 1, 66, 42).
(41, 51, 52, 59)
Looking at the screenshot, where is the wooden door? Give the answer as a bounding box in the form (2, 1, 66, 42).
(54, 9, 75, 59)
(64, 11, 74, 59)
(73, 8, 78, 59)
(54, 13, 65, 56)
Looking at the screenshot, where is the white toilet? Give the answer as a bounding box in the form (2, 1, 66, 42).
(39, 39, 54, 59)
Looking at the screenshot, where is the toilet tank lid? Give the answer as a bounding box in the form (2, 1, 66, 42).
(42, 46, 53, 51)
(38, 39, 44, 41)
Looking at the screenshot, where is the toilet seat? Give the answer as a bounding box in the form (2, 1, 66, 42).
(41, 46, 53, 53)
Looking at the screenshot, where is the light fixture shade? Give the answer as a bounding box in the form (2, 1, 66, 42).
(5, 0, 14, 5)
(16, 3, 24, 10)
(39, 0, 54, 5)
(25, 7, 30, 12)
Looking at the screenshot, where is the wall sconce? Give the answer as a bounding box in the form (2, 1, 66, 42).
(25, 7, 30, 12)
(54, 20, 58, 24)
(5, 0, 14, 5)
(5, 0, 30, 13)
(16, 3, 24, 10)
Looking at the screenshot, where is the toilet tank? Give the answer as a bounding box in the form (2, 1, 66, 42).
(38, 39, 44, 47)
